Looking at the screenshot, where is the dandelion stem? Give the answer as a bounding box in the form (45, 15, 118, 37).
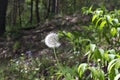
(53, 48, 60, 66)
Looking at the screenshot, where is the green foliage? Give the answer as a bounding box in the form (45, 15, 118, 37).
(78, 63, 105, 80)
(56, 65, 78, 80)
(58, 7, 120, 80)
(59, 31, 90, 55)
(91, 9, 119, 40)
(78, 63, 88, 78)
(107, 59, 120, 80)
(9, 54, 41, 79)
(2, 4, 120, 80)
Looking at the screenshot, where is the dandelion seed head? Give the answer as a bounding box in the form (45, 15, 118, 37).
(45, 33, 61, 48)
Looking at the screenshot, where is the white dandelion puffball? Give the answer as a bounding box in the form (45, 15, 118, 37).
(45, 33, 61, 48)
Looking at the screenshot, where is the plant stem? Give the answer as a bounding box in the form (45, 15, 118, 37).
(53, 48, 60, 66)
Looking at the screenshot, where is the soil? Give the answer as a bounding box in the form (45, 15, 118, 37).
(0, 14, 90, 59)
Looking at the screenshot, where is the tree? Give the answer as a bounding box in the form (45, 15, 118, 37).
(52, 0, 59, 14)
(28, 0, 34, 24)
(45, 0, 51, 18)
(35, 0, 40, 23)
(0, 0, 8, 35)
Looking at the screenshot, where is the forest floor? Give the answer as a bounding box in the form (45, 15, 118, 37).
(0, 13, 90, 59)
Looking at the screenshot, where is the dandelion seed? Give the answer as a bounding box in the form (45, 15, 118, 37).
(45, 33, 61, 48)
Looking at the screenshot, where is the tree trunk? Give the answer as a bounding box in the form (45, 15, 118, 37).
(52, 0, 59, 14)
(18, 0, 25, 27)
(35, 0, 40, 23)
(29, 0, 33, 24)
(12, 0, 18, 26)
(52, 0, 56, 13)
(18, 0, 22, 27)
(0, 0, 8, 35)
(46, 0, 51, 18)
(55, 0, 59, 14)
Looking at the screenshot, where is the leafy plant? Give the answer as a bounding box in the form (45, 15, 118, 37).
(78, 63, 105, 80)
(82, 6, 120, 49)
(56, 65, 78, 80)
(107, 59, 120, 80)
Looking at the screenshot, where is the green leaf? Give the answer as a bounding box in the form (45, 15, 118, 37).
(114, 74, 120, 80)
(103, 51, 109, 61)
(108, 49, 116, 54)
(88, 67, 105, 80)
(107, 59, 120, 80)
(115, 59, 120, 68)
(88, 5, 93, 13)
(99, 48, 104, 56)
(92, 15, 97, 22)
(67, 32, 73, 39)
(99, 69, 105, 80)
(62, 31, 75, 41)
(78, 63, 88, 78)
(108, 54, 116, 60)
(99, 20, 106, 30)
(106, 15, 113, 25)
(95, 18, 102, 27)
(95, 10, 102, 14)
(106, 15, 111, 20)
(113, 19, 119, 24)
(108, 67, 116, 80)
(116, 54, 120, 58)
(107, 59, 117, 72)
(90, 44, 96, 52)
(92, 49, 102, 61)
(117, 28, 120, 32)
(89, 67, 97, 77)
(110, 28, 117, 36)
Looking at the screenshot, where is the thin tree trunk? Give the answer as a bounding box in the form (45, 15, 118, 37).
(55, 0, 59, 14)
(29, 0, 33, 24)
(18, 0, 22, 27)
(52, 0, 58, 14)
(46, 0, 51, 18)
(0, 0, 8, 35)
(52, 0, 56, 13)
(12, 0, 17, 26)
(35, 0, 40, 23)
